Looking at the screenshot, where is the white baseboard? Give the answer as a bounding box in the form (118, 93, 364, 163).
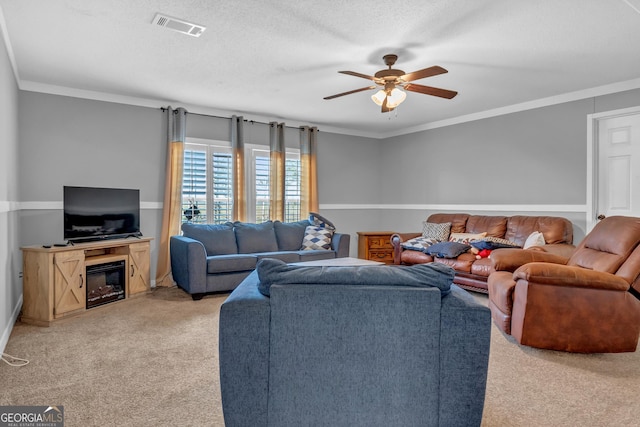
(0, 295, 22, 355)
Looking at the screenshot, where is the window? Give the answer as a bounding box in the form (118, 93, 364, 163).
(182, 141, 233, 224)
(182, 139, 301, 224)
(250, 148, 270, 223)
(246, 145, 301, 223)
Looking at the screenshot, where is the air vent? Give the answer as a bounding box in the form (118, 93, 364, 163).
(152, 13, 206, 37)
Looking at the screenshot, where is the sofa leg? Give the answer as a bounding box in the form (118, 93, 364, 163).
(191, 293, 205, 301)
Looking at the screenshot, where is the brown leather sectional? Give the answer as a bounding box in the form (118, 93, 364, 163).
(391, 213, 575, 293)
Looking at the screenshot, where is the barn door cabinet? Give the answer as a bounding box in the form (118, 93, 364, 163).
(21, 237, 153, 326)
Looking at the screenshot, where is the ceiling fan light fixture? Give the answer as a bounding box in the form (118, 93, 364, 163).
(371, 87, 406, 109)
(386, 88, 407, 108)
(371, 90, 387, 106)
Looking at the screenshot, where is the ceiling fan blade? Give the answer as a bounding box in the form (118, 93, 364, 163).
(401, 65, 448, 82)
(338, 70, 377, 81)
(324, 86, 376, 100)
(404, 83, 458, 99)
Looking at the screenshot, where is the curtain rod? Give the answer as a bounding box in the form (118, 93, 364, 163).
(160, 107, 318, 131)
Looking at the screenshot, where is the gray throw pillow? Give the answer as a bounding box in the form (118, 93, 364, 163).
(425, 241, 471, 258)
(470, 237, 520, 250)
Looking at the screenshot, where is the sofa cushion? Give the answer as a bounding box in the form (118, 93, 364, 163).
(255, 252, 301, 263)
(182, 222, 237, 255)
(427, 213, 469, 234)
(505, 216, 573, 246)
(234, 221, 279, 253)
(422, 222, 451, 241)
(207, 254, 257, 274)
(433, 252, 476, 273)
(470, 236, 521, 250)
(274, 220, 310, 251)
(256, 258, 454, 297)
(301, 225, 334, 250)
(426, 241, 471, 258)
(466, 216, 508, 237)
(297, 250, 337, 262)
(470, 257, 493, 277)
(401, 250, 433, 265)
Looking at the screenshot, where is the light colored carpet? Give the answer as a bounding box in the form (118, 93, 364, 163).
(1, 286, 639, 427)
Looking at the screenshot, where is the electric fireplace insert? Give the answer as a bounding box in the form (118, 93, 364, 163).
(86, 260, 125, 309)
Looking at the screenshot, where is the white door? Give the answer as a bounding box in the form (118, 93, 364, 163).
(596, 110, 640, 222)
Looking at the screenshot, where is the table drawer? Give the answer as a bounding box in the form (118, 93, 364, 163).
(368, 250, 393, 263)
(367, 236, 393, 249)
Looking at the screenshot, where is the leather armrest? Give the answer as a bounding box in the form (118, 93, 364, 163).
(527, 243, 576, 259)
(491, 248, 569, 272)
(391, 232, 421, 265)
(514, 262, 630, 291)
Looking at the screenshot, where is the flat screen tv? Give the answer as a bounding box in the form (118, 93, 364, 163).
(64, 186, 141, 243)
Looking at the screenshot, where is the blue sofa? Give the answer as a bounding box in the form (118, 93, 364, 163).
(219, 259, 491, 426)
(170, 219, 350, 299)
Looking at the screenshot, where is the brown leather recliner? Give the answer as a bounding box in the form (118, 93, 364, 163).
(488, 216, 640, 353)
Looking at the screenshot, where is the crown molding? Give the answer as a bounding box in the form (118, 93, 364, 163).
(379, 77, 640, 139)
(0, 3, 19, 84)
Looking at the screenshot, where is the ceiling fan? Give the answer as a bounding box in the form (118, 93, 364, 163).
(324, 54, 458, 113)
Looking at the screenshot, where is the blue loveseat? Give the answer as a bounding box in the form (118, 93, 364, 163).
(170, 219, 350, 299)
(219, 259, 491, 426)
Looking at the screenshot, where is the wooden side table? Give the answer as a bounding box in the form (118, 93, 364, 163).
(357, 231, 396, 264)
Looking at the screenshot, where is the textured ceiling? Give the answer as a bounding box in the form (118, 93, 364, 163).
(1, 0, 640, 137)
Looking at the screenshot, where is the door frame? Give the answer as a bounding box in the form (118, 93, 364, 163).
(586, 105, 640, 232)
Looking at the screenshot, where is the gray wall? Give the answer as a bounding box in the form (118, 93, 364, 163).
(18, 93, 166, 281)
(362, 89, 640, 246)
(0, 29, 20, 353)
(379, 101, 591, 205)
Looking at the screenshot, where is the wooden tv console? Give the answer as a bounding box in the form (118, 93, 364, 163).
(20, 237, 153, 326)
